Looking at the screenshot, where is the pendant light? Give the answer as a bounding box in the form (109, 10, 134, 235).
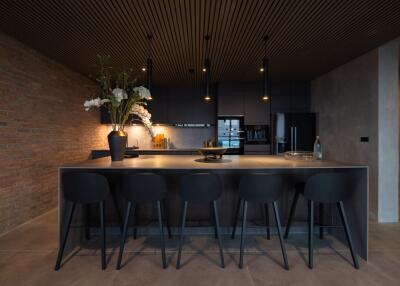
(203, 35, 211, 102)
(261, 35, 269, 101)
(146, 34, 153, 100)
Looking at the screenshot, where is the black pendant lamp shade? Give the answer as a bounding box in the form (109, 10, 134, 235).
(204, 35, 211, 101)
(146, 34, 153, 100)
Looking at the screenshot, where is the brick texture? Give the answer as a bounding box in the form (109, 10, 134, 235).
(0, 32, 109, 235)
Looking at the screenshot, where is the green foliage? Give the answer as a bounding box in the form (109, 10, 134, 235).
(95, 55, 147, 131)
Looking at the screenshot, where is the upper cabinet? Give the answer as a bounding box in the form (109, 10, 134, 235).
(146, 86, 216, 124)
(271, 82, 310, 113)
(217, 83, 245, 116)
(217, 82, 269, 125)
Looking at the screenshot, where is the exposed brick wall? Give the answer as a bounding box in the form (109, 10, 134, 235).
(0, 32, 108, 234)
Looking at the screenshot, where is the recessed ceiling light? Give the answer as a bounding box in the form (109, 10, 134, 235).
(142, 67, 146, 72)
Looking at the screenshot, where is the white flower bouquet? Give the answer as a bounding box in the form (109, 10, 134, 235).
(84, 55, 154, 137)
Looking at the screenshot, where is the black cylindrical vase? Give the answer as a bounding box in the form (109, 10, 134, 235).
(107, 130, 127, 161)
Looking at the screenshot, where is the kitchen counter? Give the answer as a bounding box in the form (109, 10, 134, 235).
(91, 148, 199, 159)
(67, 154, 367, 169)
(59, 155, 368, 260)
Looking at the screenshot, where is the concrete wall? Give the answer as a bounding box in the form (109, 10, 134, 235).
(0, 32, 109, 234)
(311, 49, 379, 220)
(377, 39, 399, 222)
(311, 39, 400, 222)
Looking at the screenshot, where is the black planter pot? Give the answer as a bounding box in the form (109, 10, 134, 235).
(108, 130, 127, 161)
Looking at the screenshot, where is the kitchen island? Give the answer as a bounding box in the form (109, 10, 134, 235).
(58, 155, 368, 260)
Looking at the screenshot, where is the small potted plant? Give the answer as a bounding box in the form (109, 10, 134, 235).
(84, 56, 154, 161)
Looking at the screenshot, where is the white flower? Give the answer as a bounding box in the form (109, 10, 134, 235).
(84, 97, 110, 111)
(133, 86, 151, 99)
(112, 88, 128, 103)
(131, 104, 155, 137)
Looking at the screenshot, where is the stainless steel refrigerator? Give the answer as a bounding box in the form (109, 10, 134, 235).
(272, 113, 316, 154)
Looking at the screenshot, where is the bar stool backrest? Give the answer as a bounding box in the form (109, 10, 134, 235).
(239, 174, 283, 203)
(63, 173, 110, 203)
(180, 173, 222, 203)
(119, 173, 167, 203)
(304, 173, 350, 203)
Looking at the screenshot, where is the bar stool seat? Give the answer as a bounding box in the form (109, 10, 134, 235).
(231, 174, 289, 270)
(55, 173, 110, 270)
(176, 173, 225, 269)
(116, 173, 170, 269)
(304, 173, 360, 269)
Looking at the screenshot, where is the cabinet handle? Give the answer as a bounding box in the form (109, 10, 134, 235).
(290, 127, 293, 151)
(294, 127, 297, 151)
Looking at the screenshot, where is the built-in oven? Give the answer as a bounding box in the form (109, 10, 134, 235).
(245, 125, 270, 145)
(217, 116, 244, 155)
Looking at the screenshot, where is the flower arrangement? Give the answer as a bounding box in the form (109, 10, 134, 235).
(84, 55, 154, 137)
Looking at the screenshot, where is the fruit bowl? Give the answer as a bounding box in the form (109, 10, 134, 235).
(198, 147, 227, 161)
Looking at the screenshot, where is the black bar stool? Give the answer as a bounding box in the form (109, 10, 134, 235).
(284, 182, 325, 239)
(304, 173, 360, 269)
(231, 174, 289, 270)
(176, 173, 225, 269)
(55, 173, 110, 270)
(116, 173, 170, 269)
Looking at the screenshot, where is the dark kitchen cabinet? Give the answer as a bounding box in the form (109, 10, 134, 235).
(217, 83, 245, 116)
(147, 88, 168, 123)
(271, 82, 310, 113)
(244, 94, 269, 125)
(166, 87, 216, 124)
(218, 82, 269, 125)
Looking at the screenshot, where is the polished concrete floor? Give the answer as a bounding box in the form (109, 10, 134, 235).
(0, 209, 400, 286)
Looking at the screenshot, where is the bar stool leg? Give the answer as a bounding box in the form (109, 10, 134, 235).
(319, 203, 324, 239)
(337, 201, 360, 269)
(211, 202, 218, 239)
(116, 201, 133, 270)
(176, 201, 188, 269)
(308, 200, 314, 269)
(284, 190, 300, 239)
(156, 201, 167, 269)
(265, 203, 271, 240)
(55, 202, 76, 271)
(272, 202, 289, 270)
(239, 200, 247, 269)
(213, 201, 225, 268)
(84, 204, 91, 240)
(162, 199, 172, 239)
(231, 199, 242, 239)
(100, 200, 106, 270)
(132, 205, 139, 240)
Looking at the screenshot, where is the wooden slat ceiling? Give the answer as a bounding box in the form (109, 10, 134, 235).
(1, 0, 400, 86)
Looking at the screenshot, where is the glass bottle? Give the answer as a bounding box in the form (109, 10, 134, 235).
(313, 136, 322, 160)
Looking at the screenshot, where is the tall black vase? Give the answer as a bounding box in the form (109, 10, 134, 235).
(108, 130, 127, 161)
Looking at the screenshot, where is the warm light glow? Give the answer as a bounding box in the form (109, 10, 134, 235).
(147, 95, 153, 100)
(202, 68, 207, 72)
(204, 95, 211, 101)
(142, 67, 146, 72)
(262, 95, 269, 101)
(260, 67, 264, 72)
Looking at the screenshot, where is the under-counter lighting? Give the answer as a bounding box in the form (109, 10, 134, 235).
(262, 95, 269, 101)
(204, 95, 211, 101)
(260, 67, 264, 72)
(141, 67, 146, 72)
(202, 67, 207, 72)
